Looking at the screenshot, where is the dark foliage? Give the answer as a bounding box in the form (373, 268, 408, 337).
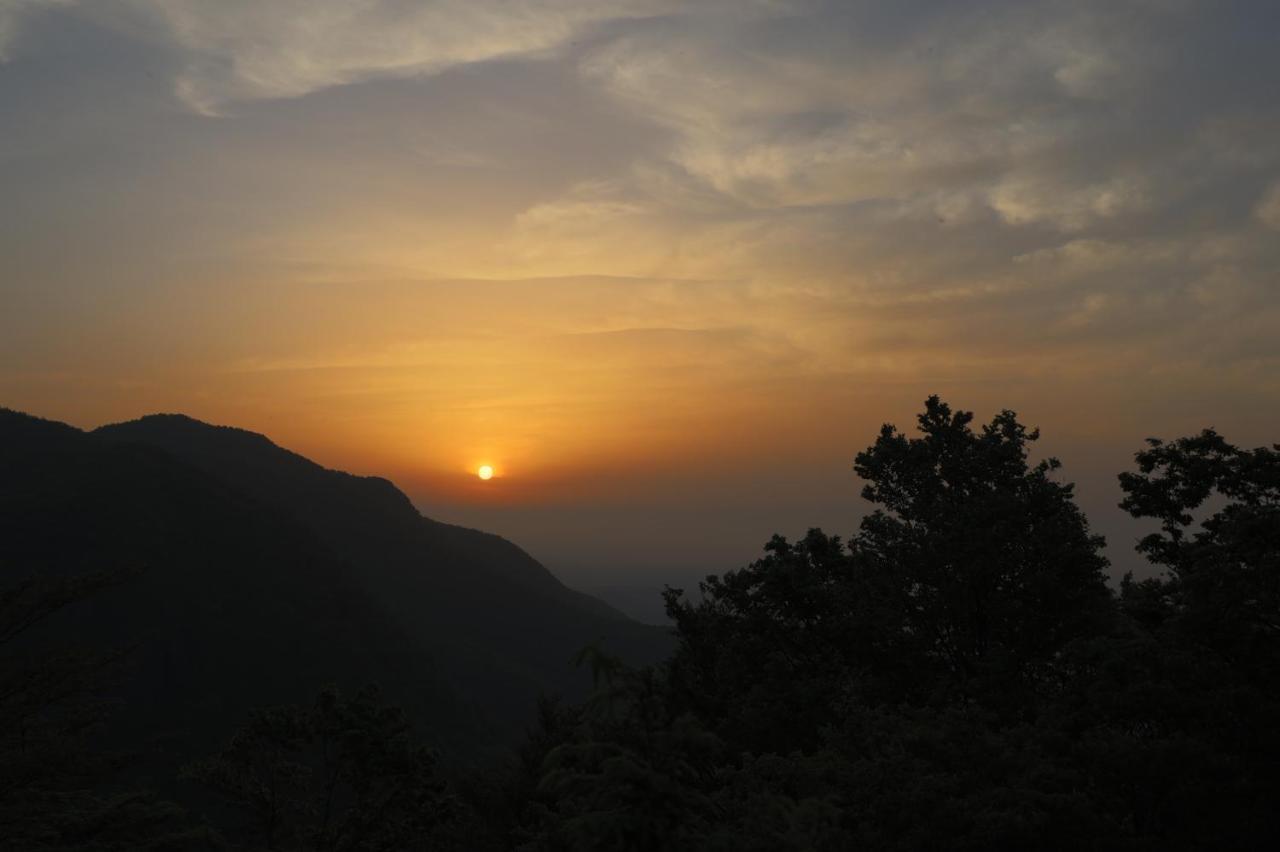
(185, 686, 453, 851)
(498, 399, 1280, 850)
(2, 399, 1278, 849)
(0, 568, 218, 850)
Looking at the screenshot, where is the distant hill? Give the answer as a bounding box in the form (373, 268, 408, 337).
(0, 408, 671, 767)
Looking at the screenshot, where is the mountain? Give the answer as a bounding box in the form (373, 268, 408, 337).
(0, 408, 671, 768)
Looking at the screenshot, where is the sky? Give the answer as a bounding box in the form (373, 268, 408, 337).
(3, 0, 1279, 621)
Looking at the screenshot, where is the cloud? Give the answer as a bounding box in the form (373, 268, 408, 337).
(517, 0, 1279, 352)
(125, 0, 672, 115)
(4, 0, 1279, 404)
(573, 2, 1179, 215)
(988, 176, 1153, 231)
(1256, 182, 1280, 230)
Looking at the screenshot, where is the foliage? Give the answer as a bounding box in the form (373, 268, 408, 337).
(1119, 429, 1280, 657)
(185, 686, 453, 851)
(500, 399, 1280, 849)
(0, 568, 217, 850)
(4, 399, 1280, 849)
(852, 397, 1113, 698)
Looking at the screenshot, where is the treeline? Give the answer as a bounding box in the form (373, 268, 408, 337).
(3, 397, 1277, 849)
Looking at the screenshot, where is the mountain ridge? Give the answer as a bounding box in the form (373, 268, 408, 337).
(92, 411, 636, 622)
(0, 406, 671, 765)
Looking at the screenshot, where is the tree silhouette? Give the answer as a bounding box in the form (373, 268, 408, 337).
(664, 397, 1113, 750)
(1120, 429, 1280, 659)
(852, 396, 1114, 703)
(1108, 430, 1280, 844)
(0, 568, 212, 849)
(186, 685, 454, 851)
(506, 399, 1280, 849)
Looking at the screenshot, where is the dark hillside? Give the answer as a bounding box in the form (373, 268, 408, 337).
(93, 414, 670, 728)
(0, 408, 478, 769)
(1, 408, 670, 770)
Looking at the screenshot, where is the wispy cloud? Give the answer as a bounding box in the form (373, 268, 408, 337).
(126, 0, 680, 115)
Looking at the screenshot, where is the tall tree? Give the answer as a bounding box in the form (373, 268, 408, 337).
(1119, 429, 1280, 662)
(665, 397, 1114, 741)
(852, 396, 1113, 700)
(1112, 431, 1280, 845)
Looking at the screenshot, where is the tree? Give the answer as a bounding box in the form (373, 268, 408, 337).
(665, 397, 1114, 740)
(645, 399, 1125, 846)
(505, 401, 1280, 848)
(1112, 430, 1280, 845)
(1119, 429, 1280, 662)
(0, 568, 215, 850)
(186, 686, 453, 851)
(852, 396, 1113, 702)
(504, 646, 718, 851)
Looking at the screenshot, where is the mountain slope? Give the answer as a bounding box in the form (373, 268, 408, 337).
(94, 414, 630, 618)
(0, 408, 485, 768)
(0, 408, 669, 764)
(89, 415, 670, 736)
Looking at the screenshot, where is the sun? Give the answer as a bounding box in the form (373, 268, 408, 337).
(477, 464, 494, 481)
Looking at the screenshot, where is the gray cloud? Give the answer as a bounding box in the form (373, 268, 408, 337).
(143, 0, 672, 115)
(1, 4, 1277, 419)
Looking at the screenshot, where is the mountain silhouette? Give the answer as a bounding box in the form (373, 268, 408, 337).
(0, 408, 670, 767)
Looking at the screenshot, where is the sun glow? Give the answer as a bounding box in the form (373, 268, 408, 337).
(477, 464, 494, 481)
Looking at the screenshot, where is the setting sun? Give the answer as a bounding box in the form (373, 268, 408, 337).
(477, 465, 494, 481)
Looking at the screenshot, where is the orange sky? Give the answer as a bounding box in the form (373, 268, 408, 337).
(3, 1, 1279, 619)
